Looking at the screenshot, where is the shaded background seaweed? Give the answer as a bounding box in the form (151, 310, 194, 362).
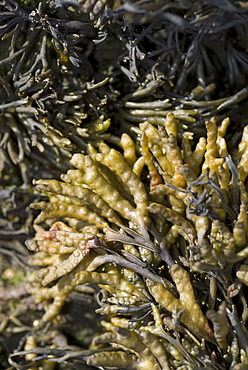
(1, 0, 248, 369)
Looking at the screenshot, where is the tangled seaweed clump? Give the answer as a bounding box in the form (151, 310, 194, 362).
(2, 0, 248, 185)
(9, 113, 248, 369)
(0, 0, 117, 184)
(3, 0, 248, 369)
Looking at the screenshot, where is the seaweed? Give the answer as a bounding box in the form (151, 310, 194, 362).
(2, 1, 248, 369)
(10, 114, 247, 369)
(1, 0, 248, 185)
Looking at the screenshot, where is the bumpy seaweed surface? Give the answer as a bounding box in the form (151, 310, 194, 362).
(1, 0, 248, 184)
(8, 115, 248, 369)
(1, 1, 248, 369)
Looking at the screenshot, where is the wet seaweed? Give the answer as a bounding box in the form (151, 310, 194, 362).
(2, 1, 248, 369)
(11, 114, 248, 369)
(1, 0, 248, 186)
